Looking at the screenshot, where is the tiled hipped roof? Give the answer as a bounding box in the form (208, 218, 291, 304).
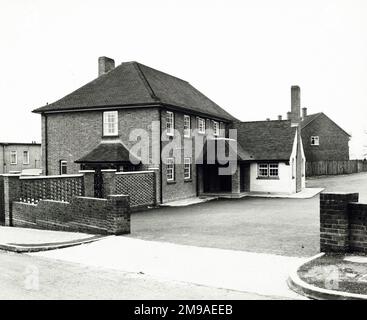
(33, 62, 236, 121)
(234, 120, 297, 161)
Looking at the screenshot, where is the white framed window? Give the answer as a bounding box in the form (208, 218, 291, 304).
(269, 163, 279, 177)
(197, 117, 206, 134)
(166, 158, 175, 181)
(60, 160, 67, 175)
(184, 157, 191, 180)
(10, 151, 17, 165)
(23, 151, 29, 165)
(258, 164, 269, 177)
(311, 136, 319, 146)
(166, 111, 174, 136)
(103, 111, 118, 136)
(184, 115, 191, 138)
(212, 120, 219, 136)
(258, 163, 279, 178)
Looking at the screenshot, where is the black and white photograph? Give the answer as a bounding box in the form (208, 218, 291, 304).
(0, 0, 367, 309)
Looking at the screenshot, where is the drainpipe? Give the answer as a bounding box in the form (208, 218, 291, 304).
(44, 113, 48, 176)
(159, 109, 163, 204)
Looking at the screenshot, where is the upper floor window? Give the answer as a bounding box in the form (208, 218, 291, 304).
(166, 111, 174, 136)
(311, 136, 319, 146)
(212, 121, 219, 136)
(184, 115, 191, 138)
(184, 157, 191, 180)
(103, 111, 118, 136)
(166, 158, 175, 181)
(10, 151, 17, 165)
(60, 160, 67, 175)
(197, 117, 206, 134)
(258, 163, 279, 178)
(23, 151, 29, 165)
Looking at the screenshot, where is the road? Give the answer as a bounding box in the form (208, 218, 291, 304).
(0, 250, 283, 300)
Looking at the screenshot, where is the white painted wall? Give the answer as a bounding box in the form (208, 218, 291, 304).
(249, 130, 306, 194)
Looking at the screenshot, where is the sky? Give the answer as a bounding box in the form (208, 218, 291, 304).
(0, 0, 366, 158)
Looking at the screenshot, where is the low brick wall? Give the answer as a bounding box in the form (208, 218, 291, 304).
(320, 192, 367, 254)
(12, 195, 130, 235)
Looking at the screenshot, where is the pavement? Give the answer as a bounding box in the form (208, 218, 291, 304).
(0, 226, 104, 252)
(31, 236, 306, 299)
(248, 188, 324, 199)
(1, 250, 282, 300)
(161, 196, 218, 207)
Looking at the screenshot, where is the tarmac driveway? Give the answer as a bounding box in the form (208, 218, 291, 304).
(130, 197, 320, 257)
(130, 172, 367, 257)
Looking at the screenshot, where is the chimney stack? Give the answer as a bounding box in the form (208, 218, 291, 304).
(266, 118, 270, 121)
(291, 85, 301, 124)
(287, 111, 292, 120)
(302, 107, 307, 120)
(98, 56, 115, 76)
(278, 115, 282, 120)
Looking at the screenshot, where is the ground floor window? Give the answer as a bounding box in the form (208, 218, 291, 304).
(166, 158, 175, 181)
(257, 163, 279, 178)
(10, 151, 17, 164)
(60, 160, 67, 175)
(23, 151, 29, 165)
(184, 157, 191, 180)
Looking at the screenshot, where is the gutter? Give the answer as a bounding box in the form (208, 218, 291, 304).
(44, 114, 48, 175)
(159, 109, 163, 204)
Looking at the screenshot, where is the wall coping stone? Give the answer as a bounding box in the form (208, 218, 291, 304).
(116, 170, 154, 175)
(19, 174, 83, 180)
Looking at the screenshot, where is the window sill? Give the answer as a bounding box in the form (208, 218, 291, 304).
(256, 176, 280, 180)
(184, 179, 192, 183)
(167, 180, 176, 184)
(102, 134, 119, 138)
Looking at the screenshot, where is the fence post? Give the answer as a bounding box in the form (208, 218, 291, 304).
(3, 174, 21, 226)
(148, 167, 160, 205)
(79, 170, 95, 197)
(102, 169, 117, 198)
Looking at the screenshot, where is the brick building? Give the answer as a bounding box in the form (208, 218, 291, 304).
(0, 142, 41, 174)
(297, 109, 350, 161)
(285, 108, 350, 161)
(33, 57, 306, 203)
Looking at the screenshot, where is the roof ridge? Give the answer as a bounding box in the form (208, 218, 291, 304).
(132, 62, 161, 102)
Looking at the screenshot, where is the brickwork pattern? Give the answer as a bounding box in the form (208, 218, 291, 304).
(115, 171, 156, 208)
(19, 175, 84, 204)
(12, 195, 130, 235)
(319, 192, 367, 254)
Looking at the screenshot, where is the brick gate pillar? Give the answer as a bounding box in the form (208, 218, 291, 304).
(102, 169, 117, 198)
(3, 174, 21, 226)
(231, 163, 241, 194)
(320, 192, 359, 253)
(79, 170, 95, 197)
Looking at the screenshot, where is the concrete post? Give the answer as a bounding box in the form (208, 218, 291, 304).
(79, 170, 95, 197)
(102, 169, 117, 198)
(3, 174, 21, 226)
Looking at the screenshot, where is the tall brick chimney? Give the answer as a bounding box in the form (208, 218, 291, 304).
(302, 107, 307, 120)
(291, 85, 301, 124)
(98, 56, 115, 76)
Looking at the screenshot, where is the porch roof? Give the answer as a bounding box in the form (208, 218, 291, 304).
(75, 141, 140, 164)
(201, 138, 253, 162)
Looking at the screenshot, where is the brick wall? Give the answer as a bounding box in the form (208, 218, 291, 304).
(320, 192, 367, 253)
(43, 108, 160, 175)
(114, 171, 156, 210)
(302, 114, 350, 161)
(12, 195, 130, 235)
(0, 175, 4, 224)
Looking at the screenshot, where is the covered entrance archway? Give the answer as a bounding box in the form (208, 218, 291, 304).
(75, 141, 141, 198)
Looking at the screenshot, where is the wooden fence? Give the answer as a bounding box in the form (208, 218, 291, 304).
(306, 160, 367, 177)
